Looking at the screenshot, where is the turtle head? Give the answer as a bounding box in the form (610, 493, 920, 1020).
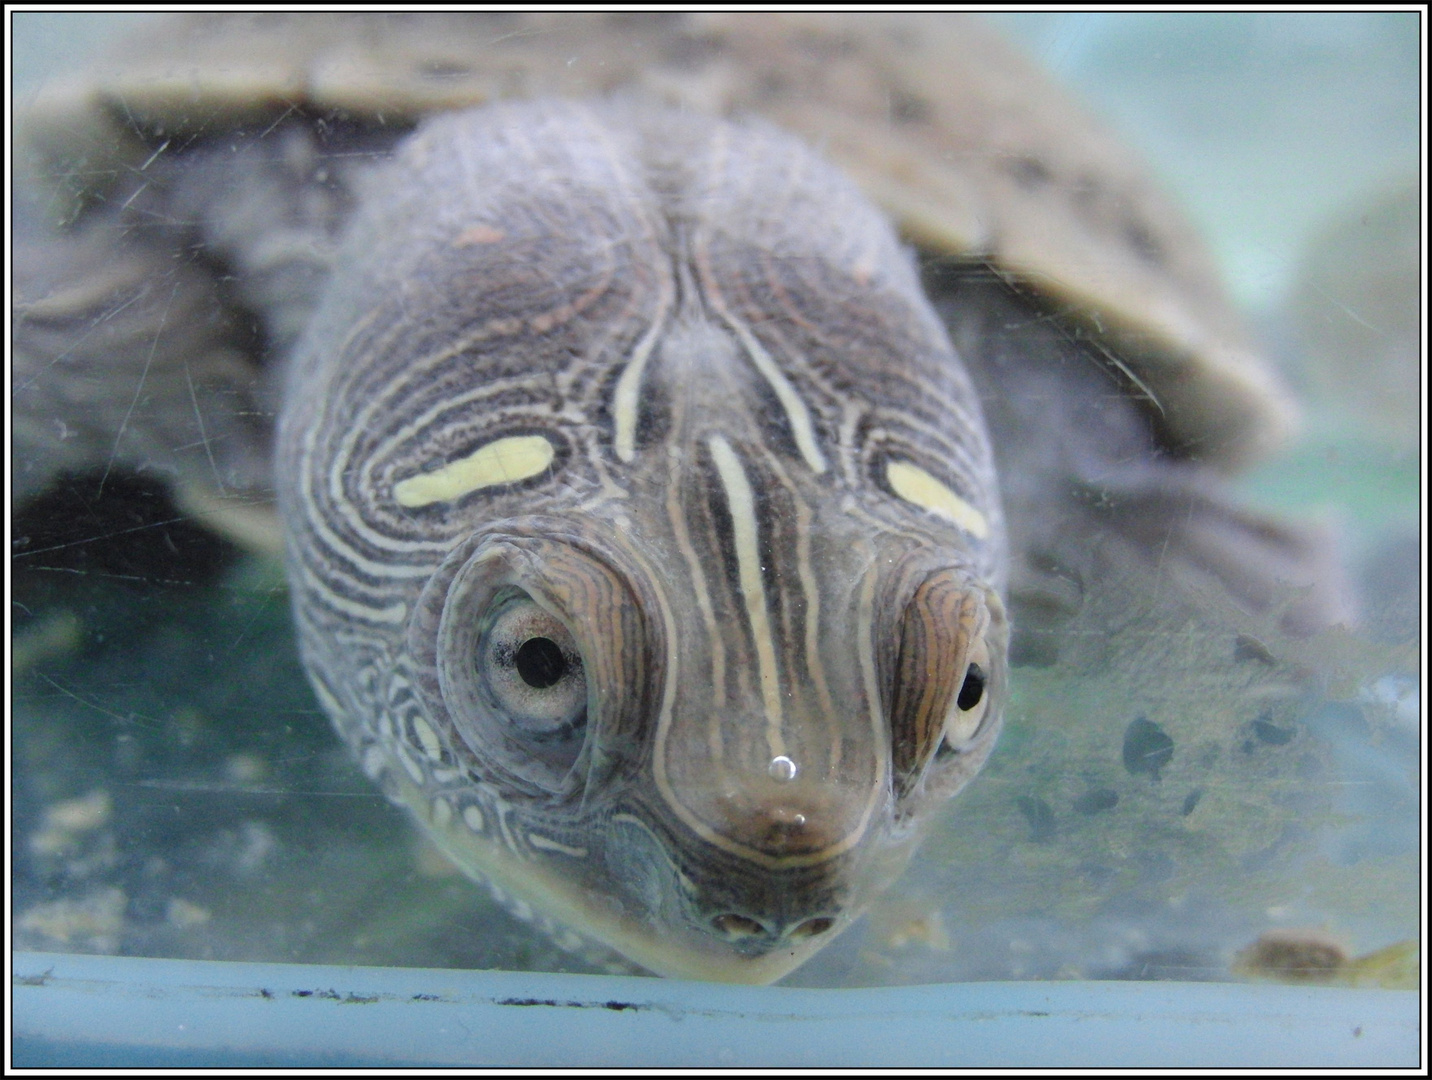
(394, 466, 1006, 981)
(279, 98, 1008, 981)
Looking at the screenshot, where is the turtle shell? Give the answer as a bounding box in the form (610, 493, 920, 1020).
(20, 11, 1293, 470)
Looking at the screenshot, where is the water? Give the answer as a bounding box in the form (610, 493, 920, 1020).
(11, 13, 1420, 990)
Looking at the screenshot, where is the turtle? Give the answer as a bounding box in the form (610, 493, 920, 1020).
(12, 13, 1346, 984)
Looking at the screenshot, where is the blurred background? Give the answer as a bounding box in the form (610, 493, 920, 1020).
(11, 13, 1421, 988)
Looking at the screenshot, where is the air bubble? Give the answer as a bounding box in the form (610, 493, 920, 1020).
(768, 755, 798, 782)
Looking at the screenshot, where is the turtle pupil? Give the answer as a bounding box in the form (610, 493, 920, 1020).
(515, 637, 566, 689)
(957, 662, 985, 711)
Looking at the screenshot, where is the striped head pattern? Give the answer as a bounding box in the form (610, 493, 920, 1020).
(278, 100, 1007, 982)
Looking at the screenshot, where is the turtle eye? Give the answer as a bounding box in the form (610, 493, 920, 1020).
(957, 663, 985, 711)
(939, 635, 992, 757)
(420, 528, 650, 798)
(891, 569, 1000, 793)
(478, 593, 587, 745)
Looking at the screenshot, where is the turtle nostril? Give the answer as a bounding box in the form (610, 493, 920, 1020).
(789, 916, 835, 939)
(712, 913, 767, 939)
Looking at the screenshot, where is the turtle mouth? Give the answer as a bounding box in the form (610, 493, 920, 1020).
(679, 854, 852, 956)
(684, 867, 852, 958)
(706, 910, 841, 954)
(592, 805, 872, 963)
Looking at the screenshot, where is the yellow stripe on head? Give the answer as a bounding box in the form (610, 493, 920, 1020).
(394, 435, 555, 507)
(886, 459, 988, 539)
(708, 434, 787, 756)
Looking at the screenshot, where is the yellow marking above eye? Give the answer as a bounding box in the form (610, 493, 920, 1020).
(394, 435, 555, 507)
(886, 460, 989, 539)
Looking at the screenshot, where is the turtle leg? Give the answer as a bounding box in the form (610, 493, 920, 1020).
(925, 264, 1353, 667)
(11, 117, 395, 556)
(13, 210, 279, 553)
